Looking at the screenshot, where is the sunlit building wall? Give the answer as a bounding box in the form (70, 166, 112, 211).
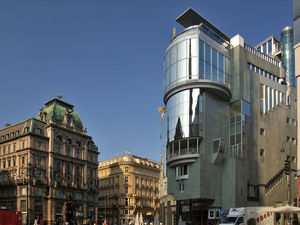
(161, 8, 297, 225)
(97, 153, 160, 225)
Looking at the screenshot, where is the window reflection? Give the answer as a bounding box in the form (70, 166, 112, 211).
(164, 35, 230, 91)
(166, 89, 203, 142)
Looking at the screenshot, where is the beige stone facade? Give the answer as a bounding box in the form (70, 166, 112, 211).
(0, 98, 99, 225)
(98, 153, 160, 225)
(159, 155, 176, 225)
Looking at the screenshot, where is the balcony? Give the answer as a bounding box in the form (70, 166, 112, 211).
(167, 137, 201, 167)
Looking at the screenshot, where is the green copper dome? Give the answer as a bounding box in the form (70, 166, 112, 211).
(37, 98, 83, 129)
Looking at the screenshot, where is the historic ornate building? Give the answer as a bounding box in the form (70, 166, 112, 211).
(0, 97, 99, 225)
(98, 153, 160, 225)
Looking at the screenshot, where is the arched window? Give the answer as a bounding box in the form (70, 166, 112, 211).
(56, 136, 62, 142)
(65, 139, 72, 145)
(88, 141, 93, 149)
(76, 141, 81, 147)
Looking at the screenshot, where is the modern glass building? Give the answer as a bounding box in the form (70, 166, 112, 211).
(280, 26, 296, 86)
(161, 8, 298, 225)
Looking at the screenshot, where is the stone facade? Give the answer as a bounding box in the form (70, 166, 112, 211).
(159, 155, 176, 225)
(98, 153, 160, 225)
(0, 97, 99, 225)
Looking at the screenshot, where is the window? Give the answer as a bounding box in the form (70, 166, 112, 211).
(22, 141, 25, 149)
(21, 187, 27, 196)
(8, 159, 11, 167)
(66, 164, 71, 175)
(8, 145, 10, 153)
(20, 200, 26, 209)
(260, 149, 265, 157)
(125, 167, 128, 172)
(287, 117, 291, 124)
(3, 147, 5, 155)
(287, 136, 291, 142)
(292, 138, 296, 144)
(66, 147, 71, 156)
(35, 187, 42, 196)
(56, 145, 61, 154)
(13, 144, 16, 152)
(36, 128, 42, 135)
(247, 184, 259, 201)
(76, 149, 80, 158)
(15, 131, 19, 136)
(36, 157, 41, 167)
(56, 136, 62, 142)
(125, 198, 129, 206)
(22, 157, 25, 165)
(124, 176, 128, 183)
(179, 182, 184, 192)
(260, 128, 265, 136)
(291, 119, 296, 126)
(176, 164, 188, 177)
(268, 39, 272, 54)
(125, 187, 128, 194)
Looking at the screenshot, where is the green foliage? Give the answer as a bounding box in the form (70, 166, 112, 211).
(247, 218, 256, 225)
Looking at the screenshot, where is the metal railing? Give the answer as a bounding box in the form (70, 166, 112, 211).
(244, 43, 280, 67)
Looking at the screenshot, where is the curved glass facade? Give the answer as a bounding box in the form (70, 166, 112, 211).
(164, 34, 230, 92)
(162, 88, 203, 145)
(280, 27, 296, 86)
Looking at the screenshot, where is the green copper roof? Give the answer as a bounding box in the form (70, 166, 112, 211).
(37, 98, 83, 129)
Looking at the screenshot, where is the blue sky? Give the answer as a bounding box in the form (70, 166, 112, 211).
(0, 0, 293, 162)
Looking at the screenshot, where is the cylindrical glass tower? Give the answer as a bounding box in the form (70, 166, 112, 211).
(162, 24, 231, 167)
(280, 26, 296, 86)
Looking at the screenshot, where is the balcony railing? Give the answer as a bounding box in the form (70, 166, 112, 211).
(244, 43, 280, 66)
(167, 138, 201, 167)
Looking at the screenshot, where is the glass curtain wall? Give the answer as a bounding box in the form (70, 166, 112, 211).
(280, 28, 296, 86)
(164, 88, 203, 143)
(164, 37, 230, 92)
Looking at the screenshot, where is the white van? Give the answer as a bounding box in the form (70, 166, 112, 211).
(219, 207, 274, 225)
